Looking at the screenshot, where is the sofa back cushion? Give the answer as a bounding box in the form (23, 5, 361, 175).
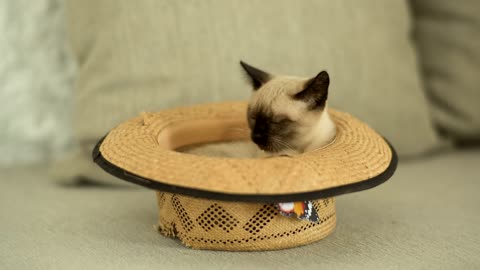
(411, 0, 480, 142)
(57, 0, 441, 183)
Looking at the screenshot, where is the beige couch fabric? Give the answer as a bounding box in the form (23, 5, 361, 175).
(411, 0, 480, 141)
(56, 0, 441, 184)
(3, 149, 480, 269)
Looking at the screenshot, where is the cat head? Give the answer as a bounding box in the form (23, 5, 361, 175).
(240, 61, 335, 154)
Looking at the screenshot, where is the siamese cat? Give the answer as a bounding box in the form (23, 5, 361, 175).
(179, 62, 335, 222)
(179, 61, 336, 157)
(241, 61, 335, 156)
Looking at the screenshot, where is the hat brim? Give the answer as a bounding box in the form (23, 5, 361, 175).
(93, 102, 397, 203)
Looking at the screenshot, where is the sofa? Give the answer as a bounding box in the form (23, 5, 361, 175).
(1, 0, 479, 269)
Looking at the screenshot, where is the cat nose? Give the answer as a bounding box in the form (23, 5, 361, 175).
(251, 133, 267, 145)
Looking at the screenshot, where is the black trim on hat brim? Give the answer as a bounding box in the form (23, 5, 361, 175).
(92, 135, 398, 203)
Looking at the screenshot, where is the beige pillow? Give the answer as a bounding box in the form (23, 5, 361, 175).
(411, 0, 480, 142)
(55, 0, 441, 184)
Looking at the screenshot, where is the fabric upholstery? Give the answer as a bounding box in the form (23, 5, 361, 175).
(3, 149, 480, 269)
(55, 0, 442, 184)
(411, 0, 480, 141)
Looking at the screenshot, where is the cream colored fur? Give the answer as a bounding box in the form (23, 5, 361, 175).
(181, 75, 336, 158)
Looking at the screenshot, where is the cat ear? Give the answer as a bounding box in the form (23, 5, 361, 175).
(240, 61, 272, 90)
(294, 71, 330, 109)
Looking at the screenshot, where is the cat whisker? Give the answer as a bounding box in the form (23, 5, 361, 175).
(270, 137, 293, 147)
(270, 137, 295, 151)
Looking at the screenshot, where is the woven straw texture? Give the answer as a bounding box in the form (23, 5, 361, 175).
(156, 192, 336, 251)
(99, 102, 392, 195)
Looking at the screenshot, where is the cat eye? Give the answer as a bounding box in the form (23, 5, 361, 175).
(270, 119, 281, 124)
(271, 116, 290, 124)
(247, 115, 257, 127)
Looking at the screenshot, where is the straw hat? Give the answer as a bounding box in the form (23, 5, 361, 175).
(93, 101, 397, 250)
(93, 101, 397, 202)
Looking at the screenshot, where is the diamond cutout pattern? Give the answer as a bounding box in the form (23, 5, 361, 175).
(196, 204, 239, 233)
(171, 195, 195, 232)
(243, 204, 278, 235)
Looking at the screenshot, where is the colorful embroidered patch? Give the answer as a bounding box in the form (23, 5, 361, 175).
(277, 201, 319, 222)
